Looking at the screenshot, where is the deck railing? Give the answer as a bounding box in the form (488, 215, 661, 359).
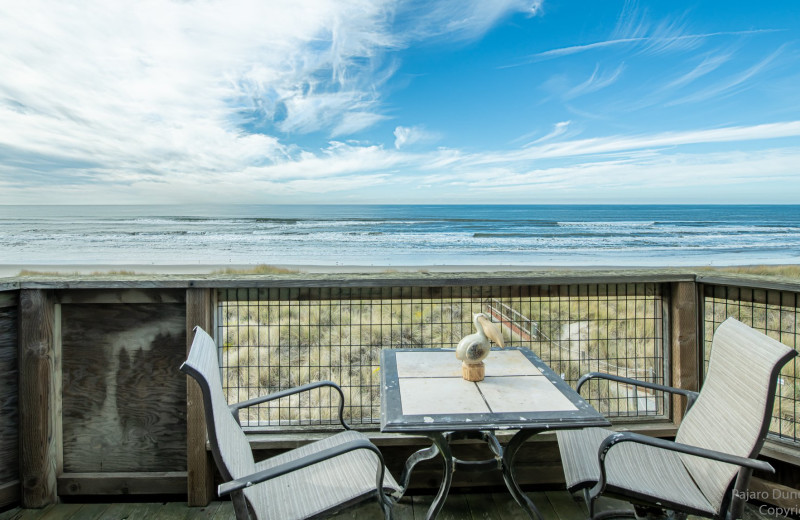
(0, 270, 798, 509)
(700, 278, 800, 445)
(218, 283, 667, 429)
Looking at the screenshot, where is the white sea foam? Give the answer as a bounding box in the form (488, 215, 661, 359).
(2, 204, 800, 267)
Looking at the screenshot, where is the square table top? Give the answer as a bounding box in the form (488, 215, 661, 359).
(380, 348, 610, 433)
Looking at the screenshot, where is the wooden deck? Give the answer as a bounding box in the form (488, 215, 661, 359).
(0, 491, 788, 520)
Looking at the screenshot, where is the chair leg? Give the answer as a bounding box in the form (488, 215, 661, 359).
(579, 489, 637, 520)
(632, 505, 687, 519)
(378, 492, 394, 520)
(231, 491, 252, 520)
(383, 501, 392, 520)
(593, 512, 638, 520)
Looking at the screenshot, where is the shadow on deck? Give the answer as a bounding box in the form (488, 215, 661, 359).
(0, 491, 789, 520)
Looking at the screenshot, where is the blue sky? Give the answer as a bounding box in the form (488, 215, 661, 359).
(1, 0, 799, 204)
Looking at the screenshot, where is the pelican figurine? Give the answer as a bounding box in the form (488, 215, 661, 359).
(456, 313, 505, 381)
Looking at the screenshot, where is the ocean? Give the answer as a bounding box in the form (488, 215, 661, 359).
(1, 204, 799, 268)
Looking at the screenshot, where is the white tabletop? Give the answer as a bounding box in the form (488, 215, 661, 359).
(381, 348, 609, 433)
(394, 350, 577, 416)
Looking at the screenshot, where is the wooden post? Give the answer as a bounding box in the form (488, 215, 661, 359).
(670, 282, 699, 425)
(186, 288, 214, 506)
(19, 290, 58, 507)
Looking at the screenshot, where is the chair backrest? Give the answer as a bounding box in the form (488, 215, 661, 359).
(181, 327, 260, 508)
(675, 318, 796, 511)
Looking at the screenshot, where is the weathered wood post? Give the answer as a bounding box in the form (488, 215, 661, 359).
(670, 281, 699, 425)
(186, 287, 214, 506)
(0, 290, 20, 508)
(18, 289, 59, 507)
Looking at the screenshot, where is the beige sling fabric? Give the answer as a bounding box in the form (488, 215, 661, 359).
(250, 430, 399, 519)
(184, 327, 399, 520)
(557, 427, 715, 514)
(556, 318, 794, 517)
(675, 318, 793, 511)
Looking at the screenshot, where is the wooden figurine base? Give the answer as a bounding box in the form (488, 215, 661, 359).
(462, 361, 485, 382)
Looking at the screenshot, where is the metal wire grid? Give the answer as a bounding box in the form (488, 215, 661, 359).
(703, 285, 800, 444)
(216, 284, 666, 430)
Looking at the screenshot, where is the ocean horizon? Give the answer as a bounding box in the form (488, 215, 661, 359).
(1, 204, 799, 269)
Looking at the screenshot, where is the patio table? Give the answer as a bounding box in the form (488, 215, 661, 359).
(380, 347, 610, 520)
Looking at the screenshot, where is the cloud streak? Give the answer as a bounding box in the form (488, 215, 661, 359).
(0, 0, 535, 199)
(503, 29, 781, 67)
(0, 1, 797, 205)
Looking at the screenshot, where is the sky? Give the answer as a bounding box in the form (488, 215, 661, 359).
(1, 0, 799, 204)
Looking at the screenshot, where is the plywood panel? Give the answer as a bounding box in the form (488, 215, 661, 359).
(0, 307, 18, 487)
(61, 304, 187, 473)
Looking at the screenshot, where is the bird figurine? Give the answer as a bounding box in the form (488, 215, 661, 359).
(456, 313, 505, 381)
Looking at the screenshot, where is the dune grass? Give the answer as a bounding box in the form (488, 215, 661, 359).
(219, 289, 668, 427)
(218, 283, 799, 441)
(17, 269, 139, 276)
(213, 264, 298, 275)
(699, 264, 800, 279)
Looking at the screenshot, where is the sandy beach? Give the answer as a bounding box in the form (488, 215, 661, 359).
(0, 263, 628, 278)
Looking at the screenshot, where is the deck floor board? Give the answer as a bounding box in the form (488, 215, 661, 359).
(0, 492, 789, 520)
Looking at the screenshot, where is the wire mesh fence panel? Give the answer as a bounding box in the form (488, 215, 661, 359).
(703, 285, 800, 445)
(217, 283, 667, 430)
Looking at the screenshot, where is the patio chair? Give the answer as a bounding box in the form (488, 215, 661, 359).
(181, 326, 400, 520)
(556, 317, 796, 520)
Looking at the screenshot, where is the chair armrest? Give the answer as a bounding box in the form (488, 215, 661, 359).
(598, 432, 774, 473)
(588, 431, 774, 503)
(218, 438, 387, 496)
(577, 372, 700, 412)
(229, 380, 350, 430)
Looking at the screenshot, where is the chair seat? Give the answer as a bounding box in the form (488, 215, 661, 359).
(556, 427, 716, 516)
(247, 430, 401, 520)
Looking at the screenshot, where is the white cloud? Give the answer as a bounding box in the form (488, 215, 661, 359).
(0, 1, 796, 204)
(668, 45, 786, 105)
(460, 121, 800, 168)
(394, 0, 542, 43)
(565, 64, 625, 99)
(450, 148, 800, 198)
(2, 120, 799, 203)
(393, 125, 439, 149)
(0, 0, 533, 201)
(662, 52, 733, 91)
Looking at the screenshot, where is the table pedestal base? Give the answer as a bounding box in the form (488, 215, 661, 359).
(396, 429, 544, 520)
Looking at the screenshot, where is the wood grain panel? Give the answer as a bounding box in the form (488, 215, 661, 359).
(57, 471, 186, 495)
(19, 290, 58, 507)
(186, 288, 214, 506)
(0, 307, 19, 504)
(61, 303, 187, 473)
(670, 281, 699, 425)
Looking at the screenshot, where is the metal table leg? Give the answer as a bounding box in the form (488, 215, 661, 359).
(424, 432, 454, 520)
(501, 428, 545, 520)
(396, 440, 442, 498)
(399, 428, 545, 520)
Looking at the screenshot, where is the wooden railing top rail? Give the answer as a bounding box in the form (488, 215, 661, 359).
(696, 273, 800, 293)
(2, 269, 800, 293)
(0, 268, 699, 291)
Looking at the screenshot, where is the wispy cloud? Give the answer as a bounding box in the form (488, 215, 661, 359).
(513, 121, 573, 146)
(393, 0, 542, 43)
(0, 0, 536, 201)
(393, 125, 440, 149)
(461, 121, 800, 168)
(447, 148, 800, 197)
(0, 0, 797, 204)
(662, 51, 733, 91)
(517, 29, 779, 64)
(2, 119, 799, 203)
(565, 64, 625, 99)
(668, 45, 787, 105)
